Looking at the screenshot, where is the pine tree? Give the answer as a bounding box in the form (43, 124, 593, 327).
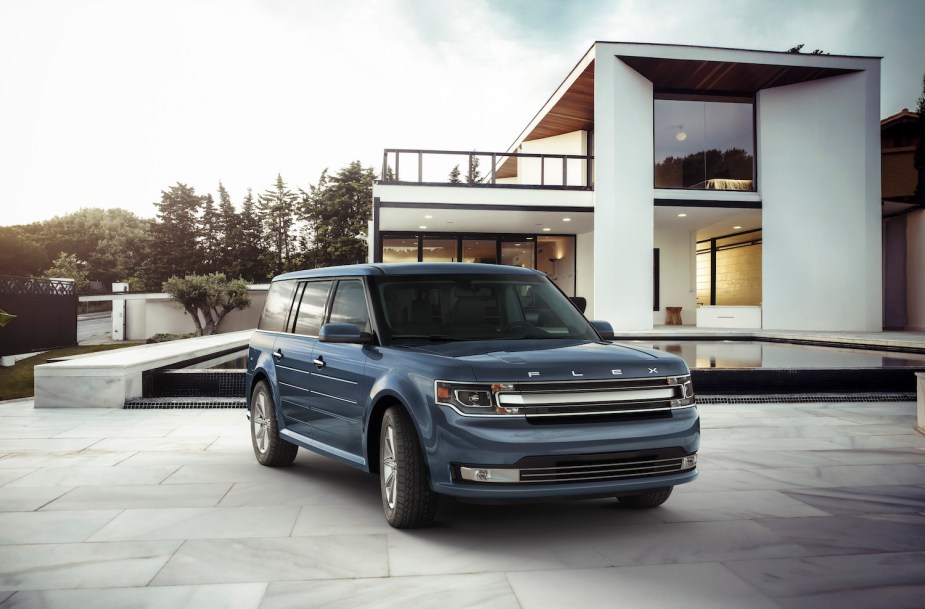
(448, 165, 462, 183)
(148, 183, 204, 285)
(199, 193, 220, 274)
(257, 174, 299, 276)
(466, 154, 483, 184)
(239, 189, 269, 281)
(302, 161, 374, 268)
(216, 182, 241, 276)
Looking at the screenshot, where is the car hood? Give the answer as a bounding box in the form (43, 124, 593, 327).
(399, 339, 689, 382)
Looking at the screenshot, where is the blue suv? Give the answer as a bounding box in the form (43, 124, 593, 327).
(247, 263, 699, 528)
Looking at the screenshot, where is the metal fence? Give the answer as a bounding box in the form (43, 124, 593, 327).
(0, 275, 78, 357)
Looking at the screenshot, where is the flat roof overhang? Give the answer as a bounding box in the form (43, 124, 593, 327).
(499, 43, 873, 178)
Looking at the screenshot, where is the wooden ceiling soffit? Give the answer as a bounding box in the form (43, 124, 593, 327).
(617, 55, 858, 94)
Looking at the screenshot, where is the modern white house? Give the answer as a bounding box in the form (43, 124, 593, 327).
(371, 41, 883, 332)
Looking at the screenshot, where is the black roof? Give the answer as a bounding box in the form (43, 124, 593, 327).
(273, 263, 543, 282)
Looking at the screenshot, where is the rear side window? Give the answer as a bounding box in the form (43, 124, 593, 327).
(293, 281, 332, 336)
(328, 280, 371, 334)
(258, 280, 298, 332)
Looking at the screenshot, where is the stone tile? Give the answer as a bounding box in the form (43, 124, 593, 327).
(291, 502, 393, 535)
(0, 428, 76, 439)
(388, 527, 610, 576)
(116, 451, 253, 467)
(162, 463, 314, 485)
(217, 481, 363, 507)
(0, 452, 135, 469)
(87, 437, 217, 452)
(52, 425, 175, 439)
(706, 437, 848, 452)
(590, 519, 812, 566)
(707, 448, 925, 470)
(756, 513, 925, 555)
(0, 487, 72, 512)
(40, 484, 231, 510)
(0, 584, 267, 609)
(0, 469, 35, 487)
(0, 439, 101, 454)
(658, 490, 829, 522)
(6, 465, 178, 488)
(89, 506, 299, 541)
(506, 563, 781, 609)
(780, 485, 925, 515)
(0, 540, 182, 591)
(151, 536, 388, 585)
(832, 434, 925, 450)
(724, 552, 925, 609)
(758, 463, 925, 489)
(0, 510, 120, 544)
(261, 575, 519, 609)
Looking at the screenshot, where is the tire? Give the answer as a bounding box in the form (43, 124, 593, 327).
(250, 380, 298, 467)
(618, 486, 673, 508)
(379, 406, 438, 528)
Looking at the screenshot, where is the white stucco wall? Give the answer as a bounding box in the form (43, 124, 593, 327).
(654, 227, 697, 325)
(518, 131, 588, 186)
(908, 208, 925, 331)
(576, 231, 595, 319)
(759, 68, 882, 331)
(593, 50, 655, 330)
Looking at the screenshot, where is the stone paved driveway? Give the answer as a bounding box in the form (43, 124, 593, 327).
(0, 399, 923, 608)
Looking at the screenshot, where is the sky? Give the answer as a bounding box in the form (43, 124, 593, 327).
(1, 0, 923, 226)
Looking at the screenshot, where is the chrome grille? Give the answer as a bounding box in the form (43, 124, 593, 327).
(496, 377, 693, 417)
(519, 456, 688, 484)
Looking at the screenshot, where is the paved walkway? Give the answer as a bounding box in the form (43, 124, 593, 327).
(0, 399, 923, 608)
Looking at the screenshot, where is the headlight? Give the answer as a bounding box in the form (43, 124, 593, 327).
(435, 381, 519, 415)
(667, 375, 696, 408)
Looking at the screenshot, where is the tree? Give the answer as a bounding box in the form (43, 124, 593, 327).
(162, 273, 250, 336)
(148, 183, 205, 284)
(448, 165, 462, 183)
(43, 252, 89, 294)
(466, 154, 483, 184)
(215, 182, 240, 275)
(238, 188, 269, 281)
(786, 44, 827, 55)
(199, 193, 220, 274)
(0, 227, 49, 276)
(301, 161, 375, 268)
(258, 174, 299, 276)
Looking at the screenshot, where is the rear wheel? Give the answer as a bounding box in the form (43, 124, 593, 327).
(380, 406, 438, 528)
(250, 380, 298, 467)
(617, 486, 673, 508)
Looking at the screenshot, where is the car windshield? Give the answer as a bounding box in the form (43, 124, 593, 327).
(371, 274, 598, 343)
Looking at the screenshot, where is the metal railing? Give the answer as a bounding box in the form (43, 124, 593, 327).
(380, 149, 594, 189)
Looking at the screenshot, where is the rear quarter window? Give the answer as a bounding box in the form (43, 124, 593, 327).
(258, 280, 298, 332)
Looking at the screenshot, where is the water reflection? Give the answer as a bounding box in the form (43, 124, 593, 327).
(627, 340, 925, 370)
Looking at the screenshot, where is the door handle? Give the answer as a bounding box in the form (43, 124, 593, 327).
(313, 356, 325, 369)
(273, 349, 283, 361)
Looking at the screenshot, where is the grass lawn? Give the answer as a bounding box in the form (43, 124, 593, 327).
(0, 344, 139, 401)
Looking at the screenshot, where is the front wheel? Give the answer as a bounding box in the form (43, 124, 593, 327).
(380, 406, 438, 528)
(250, 380, 298, 467)
(617, 486, 673, 508)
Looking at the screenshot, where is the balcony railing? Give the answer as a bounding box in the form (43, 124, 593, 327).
(380, 149, 594, 189)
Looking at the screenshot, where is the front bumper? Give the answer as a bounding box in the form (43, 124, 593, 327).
(424, 405, 700, 500)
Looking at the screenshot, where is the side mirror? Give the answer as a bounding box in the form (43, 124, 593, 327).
(590, 320, 615, 341)
(319, 323, 372, 344)
(569, 296, 587, 314)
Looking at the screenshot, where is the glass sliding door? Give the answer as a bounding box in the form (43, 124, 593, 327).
(421, 238, 456, 262)
(462, 239, 496, 264)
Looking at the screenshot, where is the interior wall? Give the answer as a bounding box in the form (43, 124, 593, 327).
(518, 131, 588, 186)
(576, 231, 595, 319)
(908, 208, 925, 330)
(759, 69, 882, 331)
(654, 227, 697, 325)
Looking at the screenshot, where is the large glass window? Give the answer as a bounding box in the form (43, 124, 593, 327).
(382, 237, 418, 263)
(654, 96, 755, 190)
(422, 238, 456, 262)
(500, 240, 534, 269)
(462, 239, 496, 264)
